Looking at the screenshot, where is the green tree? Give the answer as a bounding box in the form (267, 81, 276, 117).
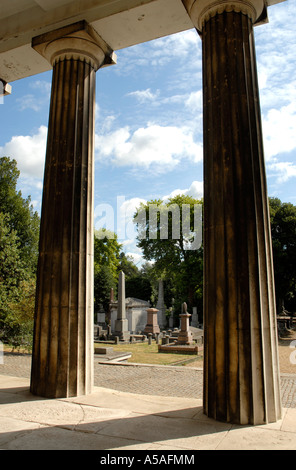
(118, 252, 139, 279)
(94, 228, 122, 313)
(118, 252, 152, 300)
(134, 195, 203, 317)
(0, 213, 35, 347)
(0, 157, 40, 348)
(269, 197, 296, 312)
(0, 213, 26, 311)
(0, 157, 40, 274)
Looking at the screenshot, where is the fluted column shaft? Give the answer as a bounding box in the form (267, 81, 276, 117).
(30, 22, 115, 398)
(183, 0, 282, 424)
(203, 11, 281, 425)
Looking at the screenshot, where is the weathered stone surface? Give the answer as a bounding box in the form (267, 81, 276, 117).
(200, 10, 282, 424)
(30, 22, 112, 399)
(114, 271, 130, 341)
(144, 308, 160, 335)
(156, 280, 166, 328)
(158, 344, 200, 355)
(94, 347, 114, 355)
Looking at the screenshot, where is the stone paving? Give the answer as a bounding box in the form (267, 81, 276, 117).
(0, 352, 295, 408)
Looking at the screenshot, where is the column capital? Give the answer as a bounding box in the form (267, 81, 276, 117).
(32, 20, 116, 71)
(183, 0, 265, 31)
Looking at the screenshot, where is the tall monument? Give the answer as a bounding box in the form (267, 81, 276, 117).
(114, 271, 130, 341)
(156, 279, 166, 329)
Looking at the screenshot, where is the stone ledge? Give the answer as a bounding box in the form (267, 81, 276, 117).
(158, 343, 203, 355)
(94, 347, 114, 355)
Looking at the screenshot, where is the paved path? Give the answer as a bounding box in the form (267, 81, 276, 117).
(0, 352, 295, 408)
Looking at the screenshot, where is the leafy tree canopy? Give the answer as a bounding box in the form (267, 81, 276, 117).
(134, 195, 203, 314)
(269, 197, 296, 311)
(0, 157, 40, 347)
(118, 252, 139, 279)
(0, 157, 40, 274)
(94, 228, 122, 312)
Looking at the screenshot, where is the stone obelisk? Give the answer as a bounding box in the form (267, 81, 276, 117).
(156, 279, 166, 329)
(114, 271, 130, 341)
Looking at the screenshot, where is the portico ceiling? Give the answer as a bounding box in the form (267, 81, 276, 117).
(0, 0, 193, 83)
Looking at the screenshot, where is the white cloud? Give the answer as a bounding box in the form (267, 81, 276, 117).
(263, 102, 296, 161)
(254, 1, 296, 189)
(185, 90, 203, 114)
(267, 162, 296, 184)
(30, 80, 51, 94)
(115, 28, 200, 76)
(163, 180, 203, 201)
(0, 125, 47, 179)
(16, 94, 43, 112)
(95, 124, 202, 172)
(127, 88, 159, 103)
(94, 196, 146, 241)
(152, 29, 200, 64)
(16, 80, 51, 112)
(125, 251, 144, 266)
(119, 197, 146, 219)
(118, 197, 146, 242)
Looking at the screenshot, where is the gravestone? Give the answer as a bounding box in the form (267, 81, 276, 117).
(96, 304, 106, 327)
(168, 306, 174, 328)
(191, 307, 199, 328)
(177, 302, 194, 345)
(144, 308, 160, 335)
(158, 302, 199, 355)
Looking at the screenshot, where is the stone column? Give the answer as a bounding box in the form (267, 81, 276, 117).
(30, 21, 115, 399)
(156, 279, 166, 328)
(191, 307, 199, 328)
(183, 0, 282, 424)
(114, 271, 130, 341)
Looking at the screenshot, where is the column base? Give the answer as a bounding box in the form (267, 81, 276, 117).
(114, 319, 130, 341)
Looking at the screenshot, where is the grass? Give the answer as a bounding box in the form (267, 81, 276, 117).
(3, 343, 32, 354)
(94, 340, 204, 367)
(2, 338, 204, 367)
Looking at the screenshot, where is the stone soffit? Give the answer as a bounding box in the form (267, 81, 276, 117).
(0, 0, 193, 83)
(0, 0, 286, 83)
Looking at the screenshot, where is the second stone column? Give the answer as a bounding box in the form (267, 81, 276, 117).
(183, 0, 282, 424)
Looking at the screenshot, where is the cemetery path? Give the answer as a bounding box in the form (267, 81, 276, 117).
(0, 352, 295, 408)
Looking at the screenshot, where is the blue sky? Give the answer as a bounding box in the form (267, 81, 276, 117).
(0, 1, 295, 265)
